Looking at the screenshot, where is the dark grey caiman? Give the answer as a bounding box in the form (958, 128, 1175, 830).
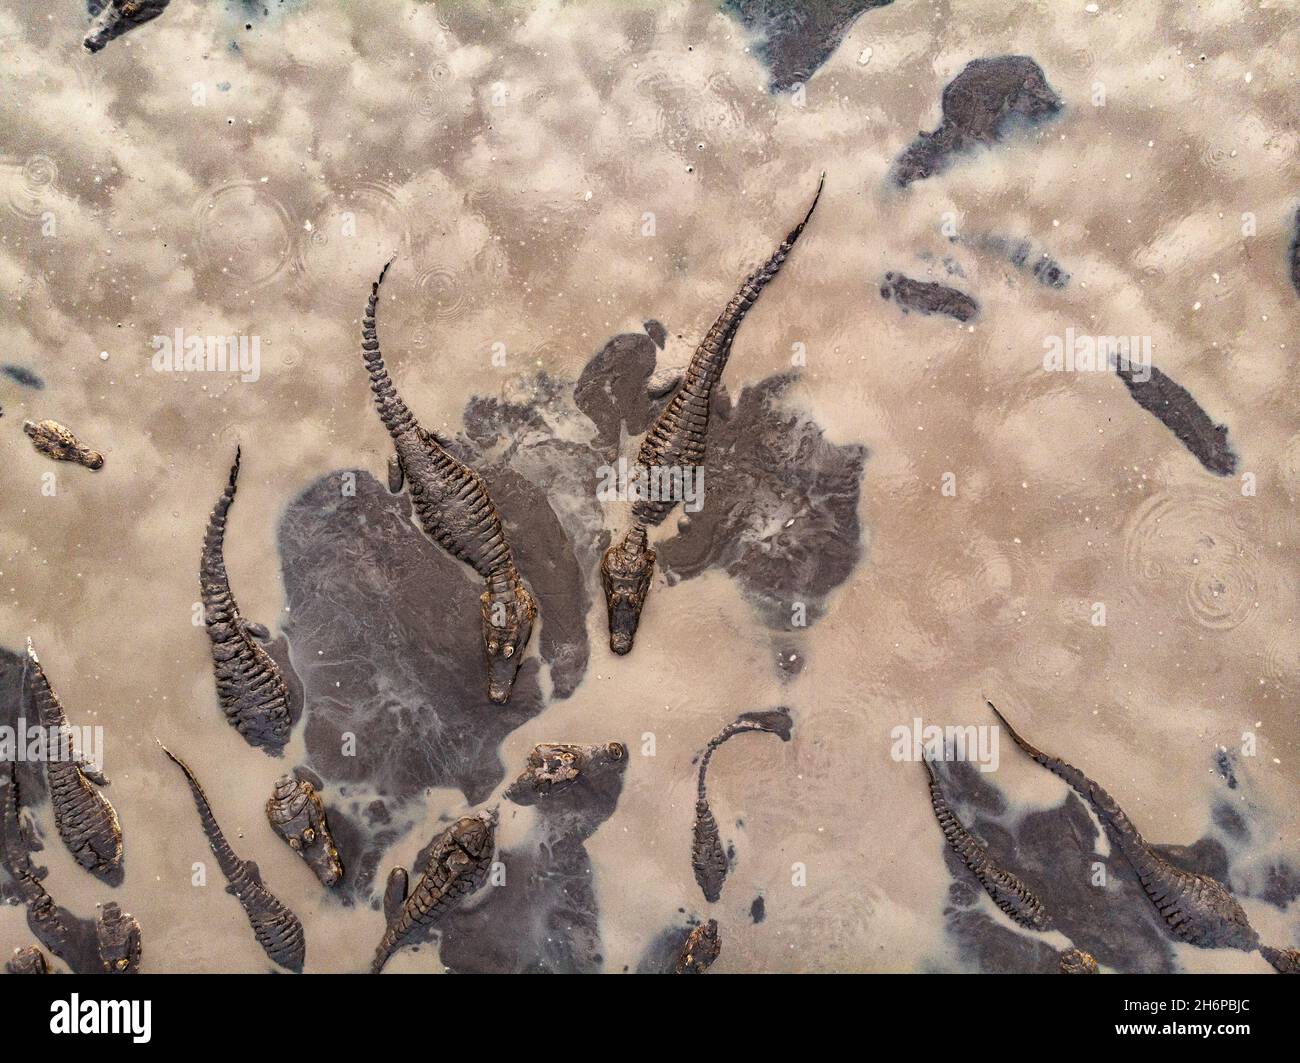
(84, 1, 172, 53)
(200, 448, 292, 753)
(371, 810, 496, 974)
(266, 774, 342, 887)
(24, 640, 123, 882)
(161, 744, 305, 972)
(361, 262, 536, 704)
(602, 175, 824, 655)
(95, 901, 142, 974)
(990, 702, 1298, 972)
(922, 750, 1048, 929)
(692, 708, 793, 903)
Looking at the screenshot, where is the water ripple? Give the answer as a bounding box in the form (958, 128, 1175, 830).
(294, 179, 411, 309)
(1123, 492, 1261, 632)
(193, 180, 293, 290)
(6, 153, 59, 221)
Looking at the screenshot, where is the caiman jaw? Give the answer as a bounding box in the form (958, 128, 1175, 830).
(481, 585, 536, 703)
(601, 530, 656, 655)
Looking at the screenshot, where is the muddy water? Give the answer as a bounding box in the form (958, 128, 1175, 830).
(0, 0, 1296, 973)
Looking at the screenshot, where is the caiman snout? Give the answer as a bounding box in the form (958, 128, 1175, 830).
(609, 632, 632, 655)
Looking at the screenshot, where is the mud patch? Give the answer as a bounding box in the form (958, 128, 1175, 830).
(653, 373, 867, 628)
(723, 0, 896, 92)
(574, 329, 660, 453)
(435, 746, 628, 973)
(277, 472, 549, 859)
(892, 56, 1062, 187)
(970, 234, 1069, 289)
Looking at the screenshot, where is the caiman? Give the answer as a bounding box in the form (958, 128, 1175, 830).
(361, 262, 536, 704)
(989, 702, 1298, 972)
(691, 708, 793, 903)
(921, 750, 1048, 929)
(266, 774, 342, 887)
(371, 810, 496, 973)
(200, 448, 292, 753)
(24, 639, 123, 881)
(161, 744, 305, 972)
(602, 174, 824, 655)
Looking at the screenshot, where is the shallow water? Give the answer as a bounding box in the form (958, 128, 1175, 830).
(0, 0, 1296, 973)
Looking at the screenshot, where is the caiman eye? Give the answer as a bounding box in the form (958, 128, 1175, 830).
(289, 838, 301, 850)
(303, 828, 315, 844)
(503, 644, 514, 659)
(488, 640, 499, 655)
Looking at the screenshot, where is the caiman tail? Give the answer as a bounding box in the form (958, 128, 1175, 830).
(159, 743, 248, 886)
(362, 258, 417, 437)
(986, 700, 1145, 849)
(199, 447, 239, 595)
(674, 170, 825, 396)
(371, 928, 400, 975)
(1, 757, 84, 964)
(921, 748, 1049, 929)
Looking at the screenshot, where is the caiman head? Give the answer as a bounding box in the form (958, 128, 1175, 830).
(95, 902, 141, 974)
(266, 775, 342, 887)
(480, 584, 536, 704)
(600, 533, 656, 655)
(1058, 948, 1098, 975)
(449, 809, 497, 861)
(504, 742, 627, 803)
(84, 1, 171, 53)
(22, 419, 104, 469)
(5, 946, 50, 975)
